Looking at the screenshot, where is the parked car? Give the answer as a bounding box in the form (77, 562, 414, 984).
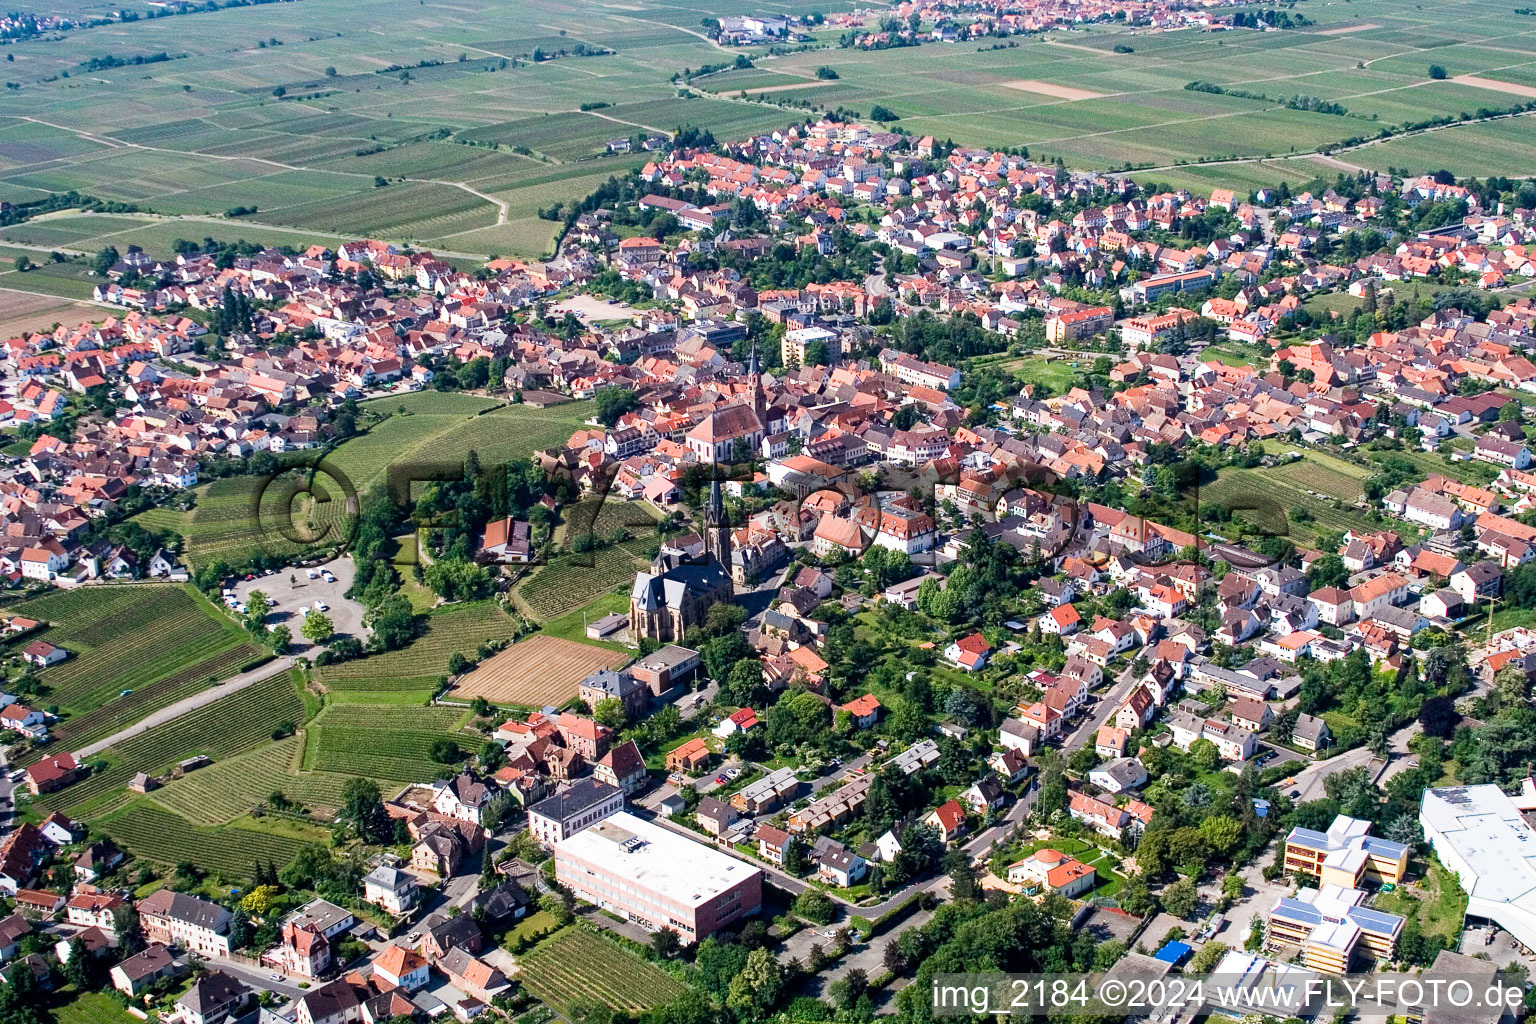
(313, 600, 329, 612)
(306, 569, 319, 580)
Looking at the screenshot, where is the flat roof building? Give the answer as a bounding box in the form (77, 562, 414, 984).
(1282, 814, 1409, 887)
(1265, 882, 1403, 974)
(554, 811, 761, 942)
(1421, 784, 1536, 954)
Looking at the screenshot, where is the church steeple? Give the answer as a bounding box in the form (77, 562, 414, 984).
(748, 340, 766, 424)
(704, 478, 732, 568)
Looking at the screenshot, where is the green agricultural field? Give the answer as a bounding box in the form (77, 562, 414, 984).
(301, 702, 469, 780)
(315, 601, 519, 690)
(135, 397, 502, 571)
(405, 400, 594, 468)
(518, 927, 686, 1015)
(516, 544, 650, 620)
(1, 584, 263, 749)
(153, 734, 382, 823)
(98, 801, 329, 879)
(32, 670, 308, 818)
(50, 990, 139, 1024)
(0, 0, 1530, 271)
(1202, 452, 1376, 547)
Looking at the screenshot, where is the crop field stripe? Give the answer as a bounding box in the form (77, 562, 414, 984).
(517, 927, 685, 1013)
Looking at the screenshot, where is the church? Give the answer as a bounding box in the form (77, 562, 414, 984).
(630, 346, 766, 642)
(629, 478, 737, 643)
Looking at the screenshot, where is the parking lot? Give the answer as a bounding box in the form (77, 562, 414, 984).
(230, 556, 367, 651)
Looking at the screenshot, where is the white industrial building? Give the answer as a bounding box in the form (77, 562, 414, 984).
(1420, 784, 1536, 952)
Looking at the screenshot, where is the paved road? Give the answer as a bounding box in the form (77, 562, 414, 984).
(73, 655, 296, 759)
(180, 950, 307, 999)
(1059, 661, 1141, 755)
(0, 746, 13, 837)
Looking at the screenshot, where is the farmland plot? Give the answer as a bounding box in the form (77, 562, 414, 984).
(302, 703, 468, 781)
(316, 602, 518, 691)
(451, 633, 628, 707)
(518, 928, 685, 1015)
(2, 584, 261, 747)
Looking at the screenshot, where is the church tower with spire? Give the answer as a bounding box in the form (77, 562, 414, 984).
(748, 340, 766, 426)
(704, 478, 732, 569)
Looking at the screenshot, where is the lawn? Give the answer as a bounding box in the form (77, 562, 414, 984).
(995, 835, 1128, 899)
(536, 589, 632, 652)
(517, 926, 685, 1015)
(1371, 857, 1467, 943)
(1, 583, 263, 750)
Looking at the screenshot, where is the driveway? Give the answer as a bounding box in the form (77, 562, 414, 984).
(233, 555, 367, 651)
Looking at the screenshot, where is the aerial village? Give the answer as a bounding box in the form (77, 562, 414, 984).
(2, 114, 1536, 1023)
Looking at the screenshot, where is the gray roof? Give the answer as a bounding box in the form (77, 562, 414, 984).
(632, 559, 732, 612)
(179, 971, 248, 1016)
(634, 644, 698, 672)
(528, 777, 622, 824)
(1292, 712, 1329, 741)
(578, 668, 642, 699)
(364, 865, 416, 892)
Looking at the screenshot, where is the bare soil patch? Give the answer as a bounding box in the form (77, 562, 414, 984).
(0, 286, 100, 337)
(745, 80, 839, 95)
(1316, 23, 1380, 35)
(1001, 79, 1105, 101)
(1449, 75, 1536, 98)
(550, 293, 630, 320)
(451, 633, 628, 707)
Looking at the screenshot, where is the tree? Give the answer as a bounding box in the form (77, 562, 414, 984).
(540, 891, 573, 925)
(592, 696, 627, 729)
(92, 245, 120, 276)
(268, 624, 292, 652)
(62, 936, 93, 989)
(1198, 815, 1243, 855)
(302, 611, 334, 644)
(594, 388, 640, 427)
(1429, 63, 1447, 78)
(244, 589, 271, 631)
(793, 889, 836, 925)
(0, 945, 46, 1024)
(648, 926, 682, 959)
(1305, 553, 1350, 590)
(339, 777, 390, 842)
(430, 738, 463, 764)
(1162, 877, 1199, 919)
(726, 947, 784, 1018)
(113, 903, 146, 955)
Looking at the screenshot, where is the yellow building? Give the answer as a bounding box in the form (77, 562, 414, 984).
(1266, 883, 1403, 974)
(1282, 815, 1409, 887)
